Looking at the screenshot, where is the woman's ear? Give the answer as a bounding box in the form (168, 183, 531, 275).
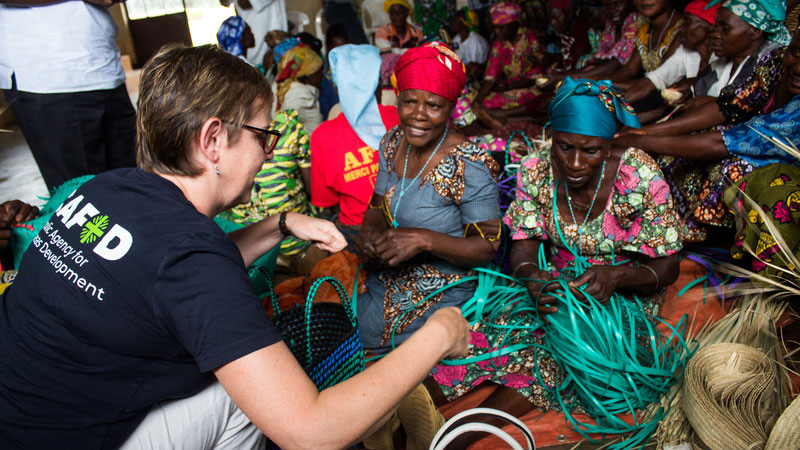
(197, 117, 225, 167)
(750, 28, 765, 42)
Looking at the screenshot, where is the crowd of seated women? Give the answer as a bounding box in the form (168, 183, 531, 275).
(1, 0, 799, 448)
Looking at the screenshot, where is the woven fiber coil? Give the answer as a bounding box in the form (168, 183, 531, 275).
(765, 394, 800, 450)
(270, 276, 365, 390)
(683, 343, 779, 449)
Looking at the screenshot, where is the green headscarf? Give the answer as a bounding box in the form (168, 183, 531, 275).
(708, 0, 791, 45)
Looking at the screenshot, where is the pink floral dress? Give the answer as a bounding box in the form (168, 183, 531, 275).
(589, 13, 639, 65)
(433, 146, 682, 408)
(481, 27, 545, 110)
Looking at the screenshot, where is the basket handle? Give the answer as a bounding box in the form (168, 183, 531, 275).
(266, 275, 284, 319)
(504, 130, 534, 167)
(430, 407, 536, 450)
(304, 276, 357, 366)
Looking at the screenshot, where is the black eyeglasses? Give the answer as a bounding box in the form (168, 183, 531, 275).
(223, 120, 282, 155)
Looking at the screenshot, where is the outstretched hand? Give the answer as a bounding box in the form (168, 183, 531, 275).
(285, 213, 346, 253)
(424, 307, 470, 359)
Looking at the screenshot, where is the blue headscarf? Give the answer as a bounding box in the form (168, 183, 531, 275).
(274, 37, 301, 65)
(548, 78, 641, 140)
(329, 44, 386, 151)
(217, 16, 246, 56)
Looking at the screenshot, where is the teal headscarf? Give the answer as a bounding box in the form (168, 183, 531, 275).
(707, 0, 791, 45)
(548, 78, 640, 140)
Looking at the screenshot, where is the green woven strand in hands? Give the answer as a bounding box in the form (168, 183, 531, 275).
(529, 183, 692, 449)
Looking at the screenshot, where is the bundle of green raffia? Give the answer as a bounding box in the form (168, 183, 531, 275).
(428, 193, 693, 449)
(520, 196, 692, 449)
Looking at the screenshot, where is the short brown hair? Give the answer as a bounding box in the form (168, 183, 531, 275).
(136, 44, 273, 176)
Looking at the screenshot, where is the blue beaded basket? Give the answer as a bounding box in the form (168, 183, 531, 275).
(269, 277, 365, 390)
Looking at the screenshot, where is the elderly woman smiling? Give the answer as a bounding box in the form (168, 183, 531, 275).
(353, 42, 501, 351)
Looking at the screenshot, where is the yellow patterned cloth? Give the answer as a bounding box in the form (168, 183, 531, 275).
(634, 14, 683, 72)
(221, 109, 315, 255)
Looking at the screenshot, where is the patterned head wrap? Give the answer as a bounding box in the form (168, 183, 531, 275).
(707, 0, 791, 45)
(216, 16, 246, 56)
(490, 2, 522, 25)
(275, 45, 323, 111)
(392, 41, 466, 103)
(456, 7, 480, 32)
(384, 0, 412, 14)
(330, 44, 386, 151)
(273, 37, 301, 65)
(548, 78, 641, 140)
(685, 0, 721, 25)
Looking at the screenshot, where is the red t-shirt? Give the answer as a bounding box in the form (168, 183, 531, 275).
(310, 104, 400, 225)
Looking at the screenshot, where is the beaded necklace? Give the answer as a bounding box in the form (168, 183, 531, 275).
(391, 128, 449, 228)
(564, 158, 606, 238)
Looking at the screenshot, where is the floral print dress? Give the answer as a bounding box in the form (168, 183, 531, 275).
(583, 13, 640, 67)
(481, 27, 545, 110)
(433, 146, 682, 408)
(356, 127, 500, 350)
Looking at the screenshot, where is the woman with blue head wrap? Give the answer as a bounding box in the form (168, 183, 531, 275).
(507, 77, 679, 305)
(425, 77, 683, 446)
(216, 16, 255, 59)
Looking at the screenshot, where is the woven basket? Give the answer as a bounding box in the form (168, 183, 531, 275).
(683, 343, 779, 449)
(270, 276, 365, 390)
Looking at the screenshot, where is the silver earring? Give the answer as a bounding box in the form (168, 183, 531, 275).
(214, 164, 220, 176)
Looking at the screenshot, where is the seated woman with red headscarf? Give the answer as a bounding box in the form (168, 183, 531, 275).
(351, 42, 501, 352)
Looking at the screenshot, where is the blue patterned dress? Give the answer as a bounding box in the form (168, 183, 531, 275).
(357, 126, 500, 350)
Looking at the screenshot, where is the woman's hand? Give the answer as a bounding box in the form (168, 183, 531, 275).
(423, 306, 470, 358)
(521, 270, 560, 315)
(666, 78, 695, 105)
(351, 228, 384, 266)
(615, 126, 647, 138)
(568, 265, 625, 305)
(285, 213, 347, 253)
(373, 228, 431, 267)
(0, 200, 39, 250)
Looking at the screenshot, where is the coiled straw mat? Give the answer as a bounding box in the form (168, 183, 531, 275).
(683, 343, 799, 449)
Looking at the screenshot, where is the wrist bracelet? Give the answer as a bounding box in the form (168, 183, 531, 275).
(279, 211, 292, 237)
(513, 261, 538, 278)
(641, 264, 659, 290)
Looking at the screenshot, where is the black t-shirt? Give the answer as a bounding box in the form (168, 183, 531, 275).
(0, 169, 282, 449)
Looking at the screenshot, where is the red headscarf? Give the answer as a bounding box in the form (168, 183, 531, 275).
(684, 0, 720, 25)
(392, 42, 466, 103)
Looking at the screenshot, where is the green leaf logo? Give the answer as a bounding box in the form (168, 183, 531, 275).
(80, 215, 109, 244)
